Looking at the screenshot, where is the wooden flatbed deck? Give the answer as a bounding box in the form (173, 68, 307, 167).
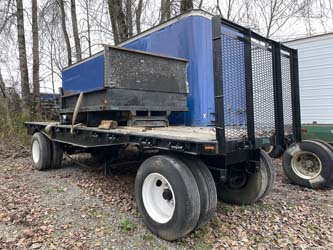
(24, 122, 251, 155)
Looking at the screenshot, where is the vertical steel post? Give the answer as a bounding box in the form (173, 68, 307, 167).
(243, 30, 255, 147)
(291, 49, 302, 142)
(272, 42, 285, 145)
(212, 16, 226, 154)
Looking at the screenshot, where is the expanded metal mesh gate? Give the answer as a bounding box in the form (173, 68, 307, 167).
(221, 35, 248, 139)
(212, 16, 301, 154)
(281, 52, 294, 136)
(251, 43, 276, 138)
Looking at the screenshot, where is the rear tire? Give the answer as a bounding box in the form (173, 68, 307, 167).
(31, 132, 51, 170)
(312, 139, 333, 153)
(217, 150, 274, 205)
(259, 150, 276, 200)
(135, 155, 201, 241)
(283, 140, 333, 188)
(262, 144, 284, 158)
(178, 155, 217, 230)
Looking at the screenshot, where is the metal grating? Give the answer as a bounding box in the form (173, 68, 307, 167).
(221, 35, 248, 140)
(251, 44, 276, 137)
(281, 52, 293, 135)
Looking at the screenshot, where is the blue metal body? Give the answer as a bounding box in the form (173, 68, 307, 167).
(122, 14, 246, 126)
(61, 13, 246, 127)
(62, 54, 104, 92)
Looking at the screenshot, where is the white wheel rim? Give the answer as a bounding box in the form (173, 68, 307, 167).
(32, 140, 40, 164)
(291, 151, 322, 180)
(142, 173, 175, 224)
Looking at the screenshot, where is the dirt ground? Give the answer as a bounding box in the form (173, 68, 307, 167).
(1, 149, 333, 250)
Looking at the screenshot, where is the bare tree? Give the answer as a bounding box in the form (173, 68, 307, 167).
(114, 0, 129, 42)
(58, 0, 72, 65)
(107, 0, 120, 44)
(82, 0, 92, 56)
(126, 0, 133, 37)
(107, 0, 129, 43)
(32, 0, 41, 114)
(135, 0, 143, 33)
(180, 0, 193, 13)
(70, 0, 82, 61)
(253, 0, 309, 38)
(160, 0, 171, 23)
(0, 68, 6, 98)
(16, 0, 30, 113)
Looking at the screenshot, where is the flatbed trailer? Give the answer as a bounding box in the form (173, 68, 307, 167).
(25, 13, 303, 241)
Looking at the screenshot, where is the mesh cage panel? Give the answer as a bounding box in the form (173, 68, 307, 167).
(221, 35, 248, 140)
(251, 44, 276, 137)
(281, 52, 293, 135)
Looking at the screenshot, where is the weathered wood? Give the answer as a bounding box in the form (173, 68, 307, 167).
(98, 120, 118, 129)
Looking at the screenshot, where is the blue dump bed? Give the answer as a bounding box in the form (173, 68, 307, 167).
(120, 11, 246, 127)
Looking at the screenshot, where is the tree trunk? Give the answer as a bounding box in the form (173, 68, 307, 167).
(32, 0, 40, 115)
(84, 0, 92, 56)
(107, 0, 120, 44)
(0, 68, 6, 98)
(114, 0, 129, 42)
(126, 0, 133, 37)
(160, 0, 171, 23)
(58, 0, 72, 65)
(135, 0, 143, 33)
(16, 0, 31, 113)
(180, 0, 193, 13)
(70, 0, 82, 61)
(0, 68, 12, 126)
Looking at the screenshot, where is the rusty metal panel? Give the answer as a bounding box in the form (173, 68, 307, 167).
(104, 46, 189, 94)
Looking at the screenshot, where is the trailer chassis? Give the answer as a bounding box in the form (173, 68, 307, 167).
(25, 14, 301, 241)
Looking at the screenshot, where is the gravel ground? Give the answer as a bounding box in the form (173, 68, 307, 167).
(1, 150, 333, 250)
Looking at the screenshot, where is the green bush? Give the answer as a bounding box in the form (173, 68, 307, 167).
(0, 105, 31, 150)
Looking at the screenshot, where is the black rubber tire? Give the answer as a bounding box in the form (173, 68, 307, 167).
(259, 150, 276, 200)
(217, 150, 274, 205)
(135, 155, 201, 241)
(262, 144, 284, 158)
(312, 139, 333, 153)
(50, 141, 63, 169)
(31, 132, 52, 170)
(178, 155, 217, 230)
(283, 141, 333, 189)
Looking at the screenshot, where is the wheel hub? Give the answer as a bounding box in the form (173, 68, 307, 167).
(291, 151, 322, 180)
(162, 189, 173, 201)
(142, 173, 175, 224)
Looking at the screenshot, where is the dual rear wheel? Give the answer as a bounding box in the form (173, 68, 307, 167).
(135, 150, 275, 240)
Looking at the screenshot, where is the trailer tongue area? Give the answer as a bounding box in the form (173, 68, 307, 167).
(24, 11, 302, 241)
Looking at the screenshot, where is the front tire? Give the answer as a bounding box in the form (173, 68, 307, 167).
(282, 140, 333, 188)
(31, 132, 51, 170)
(135, 155, 201, 241)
